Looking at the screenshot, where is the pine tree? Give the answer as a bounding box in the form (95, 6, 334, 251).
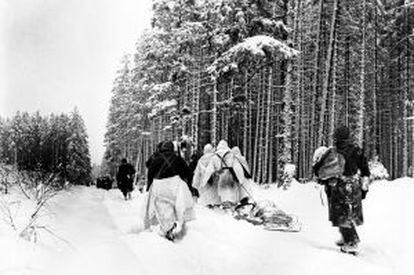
(67, 108, 92, 185)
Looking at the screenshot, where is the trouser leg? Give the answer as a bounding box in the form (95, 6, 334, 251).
(349, 223, 360, 244)
(339, 223, 360, 245)
(121, 189, 128, 199)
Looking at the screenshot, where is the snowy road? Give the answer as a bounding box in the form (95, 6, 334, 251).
(1, 179, 413, 275)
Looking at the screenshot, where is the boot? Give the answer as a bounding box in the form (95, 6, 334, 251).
(340, 242, 360, 255)
(335, 238, 345, 247)
(165, 222, 177, 242)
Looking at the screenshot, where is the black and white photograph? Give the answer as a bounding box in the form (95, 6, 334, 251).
(0, 0, 413, 274)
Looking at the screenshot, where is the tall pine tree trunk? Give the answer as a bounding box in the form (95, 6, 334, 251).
(258, 69, 267, 183)
(345, 36, 350, 127)
(356, 0, 367, 147)
(328, 44, 338, 146)
(317, 0, 339, 147)
(402, 5, 410, 177)
(309, 0, 324, 173)
(282, 61, 293, 164)
(264, 67, 273, 184)
(243, 70, 248, 157)
(211, 79, 218, 146)
(292, 0, 302, 167)
(192, 71, 200, 148)
(373, 0, 378, 157)
(253, 74, 262, 180)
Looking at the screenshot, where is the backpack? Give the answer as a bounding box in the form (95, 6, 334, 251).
(314, 147, 345, 180)
(211, 152, 239, 184)
(154, 153, 174, 179)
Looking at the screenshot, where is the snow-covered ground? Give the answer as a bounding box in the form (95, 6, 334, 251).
(0, 178, 413, 275)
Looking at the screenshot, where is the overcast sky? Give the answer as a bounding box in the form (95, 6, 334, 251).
(0, 0, 152, 164)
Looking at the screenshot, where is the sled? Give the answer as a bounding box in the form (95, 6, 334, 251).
(262, 215, 302, 232)
(233, 211, 302, 232)
(210, 200, 302, 232)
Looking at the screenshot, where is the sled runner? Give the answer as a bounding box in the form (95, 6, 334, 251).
(209, 200, 302, 232)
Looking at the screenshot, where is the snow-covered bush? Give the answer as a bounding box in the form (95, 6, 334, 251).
(369, 156, 389, 181)
(0, 165, 63, 243)
(280, 163, 296, 189)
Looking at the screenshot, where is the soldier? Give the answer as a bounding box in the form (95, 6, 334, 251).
(116, 159, 135, 200)
(313, 126, 370, 255)
(144, 141, 195, 241)
(200, 140, 249, 208)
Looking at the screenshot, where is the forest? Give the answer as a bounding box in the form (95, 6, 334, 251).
(0, 109, 92, 186)
(104, 0, 414, 183)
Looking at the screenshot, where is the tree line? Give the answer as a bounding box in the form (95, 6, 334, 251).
(104, 0, 413, 183)
(0, 109, 92, 186)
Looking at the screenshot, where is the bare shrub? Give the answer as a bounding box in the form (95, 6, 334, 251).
(0, 165, 69, 245)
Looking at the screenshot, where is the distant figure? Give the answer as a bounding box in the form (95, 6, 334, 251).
(180, 138, 193, 165)
(189, 149, 203, 173)
(116, 158, 135, 200)
(144, 141, 195, 241)
(96, 175, 113, 190)
(313, 126, 370, 255)
(200, 140, 250, 207)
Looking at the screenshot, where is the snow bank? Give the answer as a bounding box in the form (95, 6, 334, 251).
(1, 179, 413, 275)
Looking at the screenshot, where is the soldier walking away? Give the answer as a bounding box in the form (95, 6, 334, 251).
(199, 140, 251, 208)
(116, 158, 136, 200)
(313, 126, 370, 255)
(96, 175, 113, 190)
(144, 141, 195, 241)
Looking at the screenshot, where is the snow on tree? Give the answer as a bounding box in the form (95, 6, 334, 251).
(148, 99, 178, 119)
(369, 156, 389, 181)
(207, 35, 298, 78)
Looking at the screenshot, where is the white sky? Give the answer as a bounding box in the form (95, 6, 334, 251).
(0, 0, 152, 164)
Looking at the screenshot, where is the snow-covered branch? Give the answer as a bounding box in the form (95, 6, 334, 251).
(208, 35, 298, 78)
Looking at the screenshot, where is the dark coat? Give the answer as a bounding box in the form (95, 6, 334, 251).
(189, 151, 202, 173)
(336, 141, 370, 177)
(116, 163, 135, 192)
(146, 142, 193, 192)
(317, 142, 370, 227)
(145, 152, 159, 168)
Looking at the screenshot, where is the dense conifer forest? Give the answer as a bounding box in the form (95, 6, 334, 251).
(0, 109, 92, 185)
(103, 0, 413, 183)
